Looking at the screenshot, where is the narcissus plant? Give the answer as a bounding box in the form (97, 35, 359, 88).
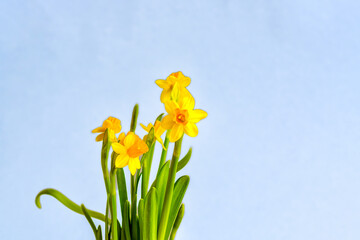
(35, 71, 207, 240)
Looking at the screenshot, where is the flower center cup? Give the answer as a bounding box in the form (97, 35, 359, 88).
(175, 109, 189, 125)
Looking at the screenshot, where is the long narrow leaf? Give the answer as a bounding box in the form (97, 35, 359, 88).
(170, 204, 185, 240)
(154, 161, 170, 223)
(81, 204, 97, 238)
(177, 148, 192, 172)
(123, 201, 131, 240)
(96, 226, 103, 240)
(164, 176, 190, 240)
(141, 128, 155, 199)
(35, 188, 108, 222)
(105, 195, 110, 240)
(131, 194, 139, 240)
(116, 168, 128, 219)
(144, 187, 158, 240)
(138, 199, 145, 240)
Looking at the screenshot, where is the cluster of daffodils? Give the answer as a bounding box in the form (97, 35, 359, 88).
(35, 72, 207, 240)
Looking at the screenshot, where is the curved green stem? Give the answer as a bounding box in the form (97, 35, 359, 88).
(35, 188, 108, 222)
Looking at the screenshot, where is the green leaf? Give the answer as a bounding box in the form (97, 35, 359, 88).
(35, 188, 108, 222)
(157, 137, 183, 240)
(144, 187, 158, 240)
(105, 196, 110, 240)
(81, 204, 97, 238)
(170, 204, 185, 240)
(96, 225, 103, 240)
(177, 148, 192, 172)
(131, 194, 139, 240)
(164, 175, 190, 240)
(130, 104, 139, 132)
(116, 168, 128, 219)
(141, 128, 156, 199)
(123, 201, 131, 240)
(155, 113, 164, 122)
(101, 129, 111, 194)
(154, 161, 170, 223)
(117, 220, 122, 240)
(138, 199, 145, 240)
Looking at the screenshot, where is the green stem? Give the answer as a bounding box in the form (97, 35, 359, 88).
(105, 196, 109, 240)
(141, 143, 155, 199)
(110, 168, 118, 240)
(130, 103, 139, 239)
(157, 131, 170, 177)
(157, 135, 183, 240)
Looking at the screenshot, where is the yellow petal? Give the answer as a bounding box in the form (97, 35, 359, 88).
(184, 122, 198, 137)
(160, 89, 172, 103)
(179, 75, 191, 87)
(95, 133, 104, 142)
(161, 114, 175, 129)
(170, 82, 180, 102)
(112, 142, 127, 154)
(118, 132, 126, 144)
(124, 132, 136, 148)
(156, 136, 166, 150)
(155, 79, 170, 89)
(128, 158, 140, 175)
(92, 126, 106, 133)
(189, 109, 208, 123)
(140, 123, 153, 133)
(165, 101, 178, 114)
(115, 154, 129, 168)
(169, 124, 184, 142)
(179, 93, 195, 110)
(154, 120, 166, 137)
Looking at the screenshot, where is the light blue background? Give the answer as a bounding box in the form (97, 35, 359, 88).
(1, 1, 360, 239)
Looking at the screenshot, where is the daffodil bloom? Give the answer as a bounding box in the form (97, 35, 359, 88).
(92, 116, 121, 142)
(111, 132, 149, 175)
(140, 120, 166, 149)
(161, 94, 207, 142)
(155, 71, 191, 103)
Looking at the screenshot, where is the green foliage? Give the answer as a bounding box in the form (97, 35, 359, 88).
(35, 105, 192, 239)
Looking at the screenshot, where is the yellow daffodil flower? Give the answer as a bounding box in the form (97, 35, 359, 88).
(140, 120, 166, 149)
(111, 132, 149, 175)
(155, 71, 191, 103)
(161, 94, 207, 142)
(92, 116, 121, 142)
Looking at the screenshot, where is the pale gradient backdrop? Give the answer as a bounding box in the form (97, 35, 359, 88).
(1, 1, 360, 239)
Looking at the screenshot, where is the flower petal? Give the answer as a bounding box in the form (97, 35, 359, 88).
(180, 76, 191, 87)
(164, 101, 178, 114)
(115, 154, 129, 168)
(95, 133, 104, 142)
(184, 122, 198, 137)
(118, 132, 126, 144)
(124, 132, 136, 147)
(160, 89, 172, 103)
(189, 109, 208, 123)
(92, 126, 106, 133)
(170, 82, 180, 102)
(140, 123, 152, 133)
(112, 142, 127, 154)
(179, 93, 195, 110)
(156, 136, 167, 150)
(128, 158, 140, 175)
(155, 79, 170, 89)
(161, 114, 175, 129)
(169, 124, 184, 142)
